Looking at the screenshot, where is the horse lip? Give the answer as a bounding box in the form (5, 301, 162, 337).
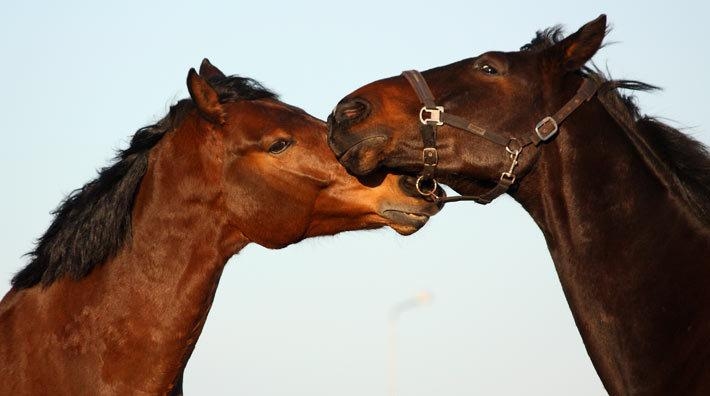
(379, 209, 432, 235)
(335, 135, 387, 161)
(379, 197, 441, 216)
(378, 198, 441, 234)
(382, 210, 430, 222)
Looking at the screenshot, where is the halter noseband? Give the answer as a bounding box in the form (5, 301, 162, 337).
(401, 69, 599, 204)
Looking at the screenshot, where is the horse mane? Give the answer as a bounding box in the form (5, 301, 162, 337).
(522, 26, 710, 225)
(12, 75, 277, 289)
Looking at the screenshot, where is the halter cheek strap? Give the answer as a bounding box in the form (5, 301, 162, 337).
(402, 71, 440, 185)
(401, 69, 599, 204)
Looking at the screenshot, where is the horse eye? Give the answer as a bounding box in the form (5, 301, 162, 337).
(268, 139, 292, 154)
(480, 64, 498, 75)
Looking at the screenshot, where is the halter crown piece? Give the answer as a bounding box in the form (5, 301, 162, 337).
(401, 70, 599, 204)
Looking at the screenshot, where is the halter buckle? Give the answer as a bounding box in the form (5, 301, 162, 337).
(422, 147, 438, 166)
(535, 116, 558, 141)
(419, 106, 444, 125)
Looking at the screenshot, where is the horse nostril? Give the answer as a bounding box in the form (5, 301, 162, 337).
(333, 98, 371, 124)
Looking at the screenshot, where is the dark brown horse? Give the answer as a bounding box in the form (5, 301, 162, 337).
(328, 15, 710, 395)
(0, 60, 440, 395)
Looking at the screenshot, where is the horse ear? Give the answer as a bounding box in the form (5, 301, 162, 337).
(199, 58, 226, 81)
(187, 68, 225, 125)
(550, 14, 607, 71)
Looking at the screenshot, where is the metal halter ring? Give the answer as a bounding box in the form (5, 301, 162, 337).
(505, 138, 522, 155)
(415, 176, 439, 197)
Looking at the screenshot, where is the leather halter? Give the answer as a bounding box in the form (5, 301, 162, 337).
(401, 69, 599, 204)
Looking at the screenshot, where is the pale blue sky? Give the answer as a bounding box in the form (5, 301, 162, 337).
(1, 1, 707, 395)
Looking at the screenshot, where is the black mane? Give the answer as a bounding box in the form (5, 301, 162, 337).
(521, 26, 710, 225)
(520, 26, 566, 52)
(12, 75, 276, 289)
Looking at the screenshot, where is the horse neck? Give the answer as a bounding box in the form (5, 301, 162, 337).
(9, 127, 248, 393)
(92, 129, 249, 391)
(511, 100, 710, 394)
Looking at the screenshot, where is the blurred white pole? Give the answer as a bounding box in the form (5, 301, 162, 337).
(387, 291, 433, 396)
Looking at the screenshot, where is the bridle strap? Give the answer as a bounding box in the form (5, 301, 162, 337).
(442, 176, 515, 204)
(401, 69, 599, 204)
(402, 71, 437, 108)
(403, 72, 439, 181)
(439, 112, 512, 146)
(533, 77, 599, 142)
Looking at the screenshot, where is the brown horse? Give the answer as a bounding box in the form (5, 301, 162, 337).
(328, 15, 710, 395)
(0, 60, 440, 395)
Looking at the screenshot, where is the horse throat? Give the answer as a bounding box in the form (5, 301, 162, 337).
(510, 103, 710, 395)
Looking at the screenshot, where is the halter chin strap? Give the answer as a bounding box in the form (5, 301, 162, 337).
(401, 69, 599, 204)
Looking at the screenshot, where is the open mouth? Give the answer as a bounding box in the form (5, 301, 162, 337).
(380, 208, 434, 235)
(383, 210, 430, 235)
(384, 209, 430, 223)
